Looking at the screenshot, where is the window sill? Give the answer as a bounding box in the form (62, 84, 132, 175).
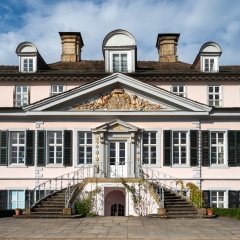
(46, 164, 66, 168)
(172, 164, 191, 168)
(210, 164, 229, 169)
(7, 165, 28, 168)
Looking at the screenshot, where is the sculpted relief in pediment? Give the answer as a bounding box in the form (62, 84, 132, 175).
(72, 88, 164, 111)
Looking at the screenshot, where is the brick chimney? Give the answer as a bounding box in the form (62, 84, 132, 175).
(156, 33, 180, 62)
(59, 32, 84, 62)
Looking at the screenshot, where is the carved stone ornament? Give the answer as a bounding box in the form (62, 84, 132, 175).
(72, 88, 162, 111)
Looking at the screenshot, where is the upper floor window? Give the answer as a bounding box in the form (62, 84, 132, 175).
(23, 58, 34, 72)
(172, 131, 188, 165)
(47, 131, 63, 164)
(142, 132, 157, 165)
(204, 58, 215, 72)
(10, 131, 25, 165)
(51, 85, 65, 96)
(113, 53, 128, 72)
(211, 132, 225, 165)
(14, 86, 29, 107)
(78, 132, 93, 164)
(208, 86, 221, 107)
(172, 85, 186, 97)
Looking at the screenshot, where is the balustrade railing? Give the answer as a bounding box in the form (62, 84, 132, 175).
(26, 164, 93, 209)
(141, 165, 191, 201)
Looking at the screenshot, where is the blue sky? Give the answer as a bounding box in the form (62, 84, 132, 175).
(0, 0, 240, 66)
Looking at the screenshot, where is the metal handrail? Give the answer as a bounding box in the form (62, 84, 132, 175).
(26, 164, 93, 209)
(141, 165, 191, 201)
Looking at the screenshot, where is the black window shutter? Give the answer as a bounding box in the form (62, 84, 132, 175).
(238, 191, 240, 208)
(0, 131, 8, 166)
(228, 190, 239, 208)
(190, 130, 199, 166)
(0, 190, 8, 210)
(236, 131, 240, 166)
(37, 130, 46, 166)
(163, 130, 172, 166)
(228, 130, 236, 167)
(64, 130, 72, 166)
(26, 130, 35, 166)
(202, 190, 210, 208)
(201, 131, 210, 167)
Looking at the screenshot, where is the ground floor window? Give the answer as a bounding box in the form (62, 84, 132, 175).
(211, 191, 226, 208)
(173, 131, 188, 165)
(9, 190, 25, 209)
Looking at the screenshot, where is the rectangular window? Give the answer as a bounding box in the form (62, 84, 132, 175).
(15, 85, 29, 107)
(23, 58, 33, 72)
(172, 85, 185, 97)
(211, 191, 226, 208)
(173, 131, 188, 165)
(78, 132, 93, 164)
(113, 53, 127, 72)
(211, 132, 225, 164)
(47, 131, 63, 164)
(208, 86, 221, 107)
(9, 190, 25, 209)
(50, 85, 64, 96)
(204, 58, 215, 72)
(10, 131, 25, 164)
(142, 132, 157, 164)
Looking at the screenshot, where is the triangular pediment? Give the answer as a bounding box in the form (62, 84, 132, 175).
(23, 73, 212, 115)
(92, 119, 139, 132)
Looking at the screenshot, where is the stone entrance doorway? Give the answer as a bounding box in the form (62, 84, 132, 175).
(104, 187, 125, 216)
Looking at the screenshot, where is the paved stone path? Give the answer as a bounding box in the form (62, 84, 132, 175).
(0, 216, 240, 239)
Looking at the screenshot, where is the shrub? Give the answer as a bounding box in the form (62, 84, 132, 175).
(212, 208, 239, 219)
(74, 187, 101, 217)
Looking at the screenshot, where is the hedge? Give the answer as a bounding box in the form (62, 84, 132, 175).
(0, 210, 15, 218)
(212, 208, 240, 219)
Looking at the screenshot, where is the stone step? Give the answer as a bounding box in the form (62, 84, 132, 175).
(14, 214, 82, 218)
(166, 210, 198, 215)
(32, 208, 64, 212)
(30, 211, 63, 214)
(40, 202, 65, 207)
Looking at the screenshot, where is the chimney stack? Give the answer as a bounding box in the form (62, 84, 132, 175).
(59, 32, 84, 62)
(156, 33, 180, 63)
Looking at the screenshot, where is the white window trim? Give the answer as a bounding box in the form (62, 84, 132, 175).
(14, 85, 30, 107)
(50, 84, 66, 97)
(7, 189, 26, 210)
(209, 130, 227, 166)
(7, 129, 28, 166)
(201, 56, 219, 73)
(209, 190, 228, 208)
(141, 128, 161, 168)
(20, 56, 37, 73)
(172, 130, 189, 166)
(171, 85, 186, 97)
(207, 85, 222, 107)
(109, 51, 132, 73)
(74, 129, 95, 167)
(46, 130, 64, 166)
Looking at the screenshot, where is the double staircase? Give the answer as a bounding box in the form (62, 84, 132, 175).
(16, 164, 203, 218)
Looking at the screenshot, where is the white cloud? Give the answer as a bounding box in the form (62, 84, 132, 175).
(0, 0, 240, 65)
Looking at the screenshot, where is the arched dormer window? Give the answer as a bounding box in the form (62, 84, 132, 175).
(102, 29, 137, 73)
(199, 42, 222, 73)
(16, 42, 48, 73)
